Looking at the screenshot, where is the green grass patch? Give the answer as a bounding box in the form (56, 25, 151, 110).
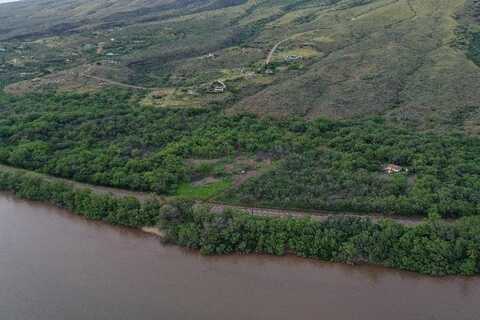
(176, 179, 232, 200)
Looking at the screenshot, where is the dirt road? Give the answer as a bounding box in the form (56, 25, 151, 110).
(81, 74, 153, 91)
(0, 164, 442, 226)
(265, 38, 291, 65)
(208, 203, 427, 226)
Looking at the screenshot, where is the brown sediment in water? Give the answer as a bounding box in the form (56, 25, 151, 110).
(0, 192, 479, 320)
(141, 226, 165, 237)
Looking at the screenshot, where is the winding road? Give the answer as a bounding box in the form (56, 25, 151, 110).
(265, 38, 291, 65)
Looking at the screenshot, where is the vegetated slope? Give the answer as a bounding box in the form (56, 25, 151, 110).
(2, 90, 480, 218)
(233, 0, 480, 127)
(0, 0, 186, 40)
(1, 0, 480, 129)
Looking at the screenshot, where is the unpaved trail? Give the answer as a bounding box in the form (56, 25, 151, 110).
(0, 164, 448, 226)
(208, 203, 429, 226)
(266, 38, 291, 65)
(81, 74, 153, 91)
(264, 28, 328, 65)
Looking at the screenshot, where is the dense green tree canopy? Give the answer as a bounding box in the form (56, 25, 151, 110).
(1, 90, 480, 217)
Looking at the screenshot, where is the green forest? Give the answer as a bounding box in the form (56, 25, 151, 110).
(1, 89, 480, 217)
(160, 200, 480, 276)
(0, 169, 160, 227)
(0, 168, 479, 276)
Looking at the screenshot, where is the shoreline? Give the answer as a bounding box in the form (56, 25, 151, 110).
(0, 189, 165, 238)
(141, 226, 165, 237)
(0, 164, 478, 277)
(1, 189, 475, 280)
(2, 191, 478, 320)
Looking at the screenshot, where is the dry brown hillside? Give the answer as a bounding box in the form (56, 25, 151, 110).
(1, 0, 480, 128)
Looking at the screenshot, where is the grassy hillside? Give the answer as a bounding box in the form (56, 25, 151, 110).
(1, 0, 480, 129)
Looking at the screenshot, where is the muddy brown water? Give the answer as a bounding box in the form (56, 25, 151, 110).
(0, 193, 479, 320)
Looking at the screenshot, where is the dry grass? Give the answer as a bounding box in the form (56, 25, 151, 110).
(2, 0, 480, 129)
(230, 0, 480, 128)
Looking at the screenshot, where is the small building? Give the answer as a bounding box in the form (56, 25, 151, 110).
(208, 80, 226, 93)
(383, 164, 403, 175)
(285, 55, 303, 63)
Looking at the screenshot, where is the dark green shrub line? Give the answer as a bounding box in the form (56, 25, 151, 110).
(0, 170, 161, 228)
(1, 168, 479, 276)
(159, 202, 480, 276)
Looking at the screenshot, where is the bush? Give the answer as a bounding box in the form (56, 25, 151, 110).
(159, 202, 480, 276)
(0, 170, 160, 227)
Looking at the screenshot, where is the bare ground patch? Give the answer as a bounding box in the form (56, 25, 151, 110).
(4, 64, 138, 95)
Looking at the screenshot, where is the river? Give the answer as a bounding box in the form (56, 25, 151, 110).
(0, 193, 479, 320)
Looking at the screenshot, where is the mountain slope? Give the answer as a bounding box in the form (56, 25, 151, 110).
(231, 0, 480, 126)
(1, 0, 480, 129)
